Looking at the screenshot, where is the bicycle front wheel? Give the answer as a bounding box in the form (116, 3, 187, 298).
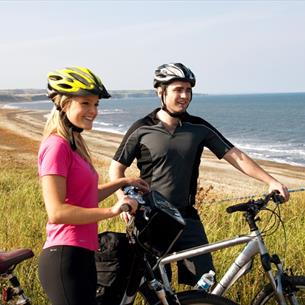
(252, 275, 305, 305)
(175, 290, 238, 305)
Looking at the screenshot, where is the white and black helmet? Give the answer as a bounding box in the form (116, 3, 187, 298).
(153, 63, 196, 88)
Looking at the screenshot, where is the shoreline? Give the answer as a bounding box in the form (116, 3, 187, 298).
(1, 107, 304, 198)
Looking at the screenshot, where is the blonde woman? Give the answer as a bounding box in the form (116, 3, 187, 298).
(38, 66, 148, 305)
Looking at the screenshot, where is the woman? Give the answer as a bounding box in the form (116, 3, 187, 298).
(38, 66, 148, 305)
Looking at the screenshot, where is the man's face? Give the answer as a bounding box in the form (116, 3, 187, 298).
(159, 81, 192, 113)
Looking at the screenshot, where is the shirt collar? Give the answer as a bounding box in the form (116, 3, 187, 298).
(148, 108, 191, 123)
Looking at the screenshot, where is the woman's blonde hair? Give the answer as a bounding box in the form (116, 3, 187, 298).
(43, 94, 92, 164)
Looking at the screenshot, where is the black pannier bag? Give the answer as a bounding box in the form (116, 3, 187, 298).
(134, 190, 186, 258)
(95, 231, 130, 305)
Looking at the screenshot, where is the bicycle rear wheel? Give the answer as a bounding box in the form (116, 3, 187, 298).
(252, 275, 305, 305)
(139, 290, 238, 305)
(176, 290, 238, 305)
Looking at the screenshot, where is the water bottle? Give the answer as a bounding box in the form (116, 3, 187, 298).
(196, 270, 215, 291)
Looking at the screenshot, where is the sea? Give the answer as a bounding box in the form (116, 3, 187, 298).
(3, 92, 305, 167)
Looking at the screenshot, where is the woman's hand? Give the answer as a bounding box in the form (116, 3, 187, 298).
(111, 195, 138, 217)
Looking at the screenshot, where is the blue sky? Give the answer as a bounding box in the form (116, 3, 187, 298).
(1, 1, 305, 94)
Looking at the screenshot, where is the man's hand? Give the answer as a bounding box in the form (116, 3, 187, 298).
(124, 177, 149, 194)
(268, 181, 290, 202)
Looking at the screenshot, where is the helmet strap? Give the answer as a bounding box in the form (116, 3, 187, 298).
(58, 111, 83, 133)
(160, 90, 192, 119)
(69, 127, 77, 151)
(60, 112, 84, 151)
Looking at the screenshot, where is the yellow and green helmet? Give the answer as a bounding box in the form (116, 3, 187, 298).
(47, 66, 111, 99)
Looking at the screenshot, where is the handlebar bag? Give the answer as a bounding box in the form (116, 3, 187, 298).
(134, 190, 186, 257)
(95, 231, 131, 305)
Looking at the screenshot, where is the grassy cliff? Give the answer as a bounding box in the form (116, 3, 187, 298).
(1, 154, 305, 304)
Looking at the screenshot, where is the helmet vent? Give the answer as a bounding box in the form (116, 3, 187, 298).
(69, 72, 90, 86)
(49, 75, 63, 81)
(58, 84, 73, 89)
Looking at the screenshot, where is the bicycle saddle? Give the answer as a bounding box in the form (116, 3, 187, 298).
(0, 249, 34, 273)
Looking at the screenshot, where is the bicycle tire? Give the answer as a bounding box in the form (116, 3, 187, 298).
(252, 275, 305, 305)
(141, 290, 238, 305)
(177, 290, 239, 305)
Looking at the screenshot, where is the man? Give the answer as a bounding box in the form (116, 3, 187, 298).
(109, 62, 289, 286)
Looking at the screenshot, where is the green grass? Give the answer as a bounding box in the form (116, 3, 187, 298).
(0, 158, 304, 304)
(196, 192, 305, 304)
(0, 159, 48, 304)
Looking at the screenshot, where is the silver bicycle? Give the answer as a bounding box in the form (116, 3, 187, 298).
(96, 186, 239, 305)
(158, 192, 305, 305)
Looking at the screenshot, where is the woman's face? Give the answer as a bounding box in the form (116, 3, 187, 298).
(65, 95, 99, 130)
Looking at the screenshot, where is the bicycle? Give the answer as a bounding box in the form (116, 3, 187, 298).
(96, 186, 239, 305)
(0, 248, 34, 305)
(157, 191, 305, 305)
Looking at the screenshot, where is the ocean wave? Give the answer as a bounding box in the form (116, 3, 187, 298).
(93, 126, 124, 135)
(98, 108, 126, 115)
(22, 100, 49, 105)
(235, 143, 305, 156)
(94, 121, 113, 127)
(2, 105, 19, 109)
(255, 156, 305, 167)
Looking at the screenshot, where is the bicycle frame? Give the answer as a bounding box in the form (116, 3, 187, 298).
(158, 228, 288, 304)
(0, 249, 33, 305)
(95, 186, 249, 305)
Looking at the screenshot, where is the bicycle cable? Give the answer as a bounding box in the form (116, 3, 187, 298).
(260, 207, 280, 237)
(260, 204, 288, 267)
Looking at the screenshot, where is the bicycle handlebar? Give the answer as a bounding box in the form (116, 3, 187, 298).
(226, 191, 285, 214)
(123, 187, 285, 216)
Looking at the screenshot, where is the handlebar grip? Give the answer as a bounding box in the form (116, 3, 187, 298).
(120, 204, 131, 213)
(226, 203, 250, 214)
(226, 191, 285, 214)
(272, 193, 285, 204)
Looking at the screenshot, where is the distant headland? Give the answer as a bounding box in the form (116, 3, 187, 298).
(0, 89, 206, 102)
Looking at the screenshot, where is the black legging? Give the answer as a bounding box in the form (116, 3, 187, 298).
(39, 245, 97, 305)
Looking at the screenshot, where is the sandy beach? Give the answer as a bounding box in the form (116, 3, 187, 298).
(1, 107, 304, 202)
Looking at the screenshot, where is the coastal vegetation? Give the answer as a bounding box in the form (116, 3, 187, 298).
(0, 89, 158, 102)
(1, 148, 305, 304)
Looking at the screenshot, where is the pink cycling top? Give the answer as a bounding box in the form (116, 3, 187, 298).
(38, 134, 99, 251)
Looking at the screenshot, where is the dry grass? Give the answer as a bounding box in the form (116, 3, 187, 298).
(1, 118, 305, 305)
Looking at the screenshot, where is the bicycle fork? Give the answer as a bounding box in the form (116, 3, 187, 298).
(267, 255, 300, 305)
(145, 257, 181, 305)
